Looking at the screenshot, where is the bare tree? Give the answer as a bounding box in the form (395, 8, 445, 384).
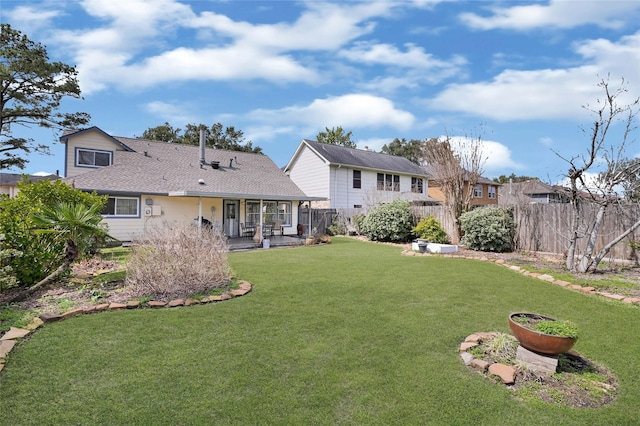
(555, 76, 640, 272)
(422, 132, 486, 240)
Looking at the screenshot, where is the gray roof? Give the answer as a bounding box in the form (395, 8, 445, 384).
(422, 163, 496, 184)
(0, 172, 59, 186)
(301, 140, 427, 176)
(63, 130, 315, 200)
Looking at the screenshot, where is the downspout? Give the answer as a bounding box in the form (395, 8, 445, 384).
(198, 197, 203, 229)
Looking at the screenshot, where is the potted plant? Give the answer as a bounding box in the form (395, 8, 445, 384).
(508, 312, 578, 355)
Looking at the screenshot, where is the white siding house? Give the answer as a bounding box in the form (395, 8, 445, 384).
(285, 140, 438, 209)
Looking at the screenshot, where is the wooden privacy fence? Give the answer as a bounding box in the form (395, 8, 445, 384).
(339, 204, 640, 260)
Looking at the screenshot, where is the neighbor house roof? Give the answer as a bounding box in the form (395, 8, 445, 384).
(0, 172, 60, 186)
(286, 139, 427, 176)
(421, 163, 497, 185)
(62, 128, 319, 201)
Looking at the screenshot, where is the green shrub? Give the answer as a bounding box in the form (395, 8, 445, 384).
(326, 215, 346, 236)
(351, 213, 366, 235)
(459, 206, 515, 252)
(412, 215, 450, 243)
(0, 178, 107, 289)
(359, 200, 415, 242)
(535, 320, 579, 338)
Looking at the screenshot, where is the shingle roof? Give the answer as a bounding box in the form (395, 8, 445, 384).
(64, 132, 314, 200)
(302, 140, 427, 176)
(0, 172, 59, 186)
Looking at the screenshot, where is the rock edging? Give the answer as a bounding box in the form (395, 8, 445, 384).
(0, 281, 252, 373)
(401, 249, 640, 306)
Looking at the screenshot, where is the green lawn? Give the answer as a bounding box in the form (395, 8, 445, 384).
(0, 238, 638, 425)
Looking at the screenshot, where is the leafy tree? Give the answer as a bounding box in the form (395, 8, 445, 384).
(316, 126, 356, 148)
(10, 202, 114, 302)
(422, 133, 486, 241)
(380, 138, 423, 164)
(0, 178, 106, 290)
(0, 24, 90, 169)
(555, 76, 640, 273)
(139, 122, 262, 153)
(493, 174, 540, 184)
(140, 122, 181, 142)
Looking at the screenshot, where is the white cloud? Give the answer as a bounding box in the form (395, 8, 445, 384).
(247, 94, 415, 131)
(430, 32, 640, 121)
(144, 101, 197, 125)
(443, 136, 524, 175)
(189, 2, 393, 51)
(355, 138, 393, 152)
(460, 0, 640, 30)
(4, 5, 60, 32)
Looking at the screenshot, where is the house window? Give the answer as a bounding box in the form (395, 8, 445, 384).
(76, 148, 112, 167)
(474, 185, 483, 198)
(353, 170, 361, 189)
(102, 196, 138, 217)
(411, 177, 423, 194)
(488, 186, 497, 199)
(246, 201, 292, 226)
(377, 173, 400, 191)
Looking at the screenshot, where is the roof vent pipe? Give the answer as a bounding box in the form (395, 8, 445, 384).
(199, 128, 206, 165)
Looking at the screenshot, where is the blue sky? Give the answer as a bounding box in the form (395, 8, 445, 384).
(3, 0, 640, 182)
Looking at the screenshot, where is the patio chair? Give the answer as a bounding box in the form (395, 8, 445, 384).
(262, 223, 273, 239)
(240, 223, 254, 239)
(272, 221, 284, 236)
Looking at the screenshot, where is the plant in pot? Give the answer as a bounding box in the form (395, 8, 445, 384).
(508, 312, 578, 355)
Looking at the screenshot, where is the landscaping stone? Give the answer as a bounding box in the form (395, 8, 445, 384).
(62, 309, 85, 318)
(148, 301, 167, 308)
(39, 313, 63, 322)
(470, 358, 490, 372)
(126, 301, 141, 308)
(220, 293, 232, 301)
(0, 327, 30, 340)
(516, 345, 558, 374)
(25, 318, 44, 330)
(0, 339, 16, 358)
(460, 352, 473, 365)
(488, 363, 516, 384)
(230, 288, 249, 296)
(83, 306, 97, 313)
(168, 299, 184, 307)
(538, 274, 555, 282)
(94, 304, 110, 311)
(184, 299, 201, 306)
(568, 284, 583, 290)
(108, 303, 127, 310)
(464, 334, 483, 343)
(206, 295, 223, 302)
(554, 280, 571, 287)
(509, 265, 521, 271)
(459, 342, 478, 351)
(623, 297, 640, 304)
(598, 292, 626, 301)
(579, 286, 595, 294)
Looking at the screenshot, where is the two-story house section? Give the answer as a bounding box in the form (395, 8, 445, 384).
(284, 140, 438, 209)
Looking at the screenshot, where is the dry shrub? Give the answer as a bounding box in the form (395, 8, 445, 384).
(125, 223, 231, 300)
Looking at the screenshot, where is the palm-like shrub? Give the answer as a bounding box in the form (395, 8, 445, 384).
(359, 200, 415, 242)
(460, 207, 515, 252)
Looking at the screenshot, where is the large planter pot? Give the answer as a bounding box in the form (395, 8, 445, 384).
(508, 312, 577, 355)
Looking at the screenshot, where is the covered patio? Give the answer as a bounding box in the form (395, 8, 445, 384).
(227, 234, 306, 251)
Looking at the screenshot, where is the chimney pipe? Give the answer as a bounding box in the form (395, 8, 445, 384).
(199, 128, 206, 165)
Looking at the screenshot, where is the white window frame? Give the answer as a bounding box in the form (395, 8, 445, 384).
(246, 201, 292, 226)
(102, 196, 139, 218)
(411, 177, 423, 194)
(488, 186, 497, 199)
(474, 184, 483, 198)
(76, 148, 113, 168)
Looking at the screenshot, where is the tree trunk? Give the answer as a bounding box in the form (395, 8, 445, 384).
(589, 217, 640, 272)
(7, 240, 78, 303)
(577, 203, 607, 272)
(565, 198, 581, 272)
